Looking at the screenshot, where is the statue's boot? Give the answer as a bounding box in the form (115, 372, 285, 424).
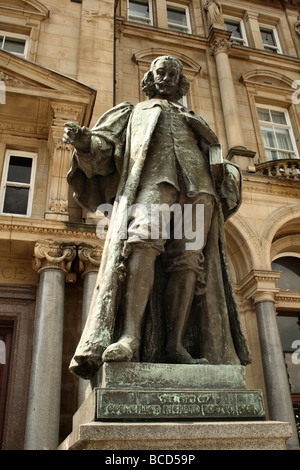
(102, 247, 157, 362)
(165, 270, 208, 364)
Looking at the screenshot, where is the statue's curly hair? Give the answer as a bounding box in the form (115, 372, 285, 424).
(141, 56, 190, 100)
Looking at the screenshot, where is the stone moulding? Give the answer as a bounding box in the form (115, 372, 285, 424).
(0, 221, 99, 240)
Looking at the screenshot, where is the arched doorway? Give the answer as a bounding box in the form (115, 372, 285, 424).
(272, 255, 300, 439)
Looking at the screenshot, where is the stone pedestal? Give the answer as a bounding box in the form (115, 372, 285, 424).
(58, 420, 292, 450)
(59, 363, 292, 450)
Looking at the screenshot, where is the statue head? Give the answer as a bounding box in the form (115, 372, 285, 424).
(141, 56, 190, 101)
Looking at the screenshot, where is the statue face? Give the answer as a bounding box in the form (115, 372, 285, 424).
(152, 58, 181, 101)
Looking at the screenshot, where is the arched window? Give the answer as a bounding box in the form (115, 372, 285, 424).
(272, 256, 300, 292)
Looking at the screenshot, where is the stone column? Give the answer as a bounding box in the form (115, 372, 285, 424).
(254, 294, 299, 448)
(24, 240, 76, 450)
(238, 270, 299, 448)
(209, 28, 245, 151)
(77, 244, 102, 406)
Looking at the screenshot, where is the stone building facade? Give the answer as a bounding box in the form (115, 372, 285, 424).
(0, 0, 299, 449)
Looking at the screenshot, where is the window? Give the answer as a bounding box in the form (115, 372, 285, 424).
(272, 256, 300, 292)
(225, 19, 248, 46)
(260, 26, 281, 54)
(0, 150, 37, 217)
(257, 107, 298, 161)
(0, 31, 28, 58)
(128, 0, 153, 25)
(167, 3, 191, 33)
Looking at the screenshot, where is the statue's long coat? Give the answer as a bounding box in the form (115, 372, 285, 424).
(68, 100, 252, 380)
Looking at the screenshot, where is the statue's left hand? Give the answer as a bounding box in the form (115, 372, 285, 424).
(63, 122, 91, 153)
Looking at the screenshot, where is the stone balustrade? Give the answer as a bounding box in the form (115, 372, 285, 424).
(255, 159, 300, 180)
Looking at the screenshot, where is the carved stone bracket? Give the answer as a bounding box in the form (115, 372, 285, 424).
(32, 240, 76, 274)
(45, 102, 84, 221)
(78, 244, 103, 277)
(48, 102, 82, 156)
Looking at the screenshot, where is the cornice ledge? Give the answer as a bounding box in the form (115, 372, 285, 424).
(242, 174, 300, 198)
(236, 269, 281, 302)
(0, 219, 100, 240)
(275, 290, 300, 303)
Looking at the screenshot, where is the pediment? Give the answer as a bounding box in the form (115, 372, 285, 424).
(241, 69, 294, 91)
(0, 0, 49, 18)
(0, 50, 96, 138)
(0, 50, 96, 99)
(133, 49, 201, 75)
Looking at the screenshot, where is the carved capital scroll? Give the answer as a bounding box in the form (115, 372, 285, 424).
(210, 37, 232, 56)
(78, 244, 103, 276)
(33, 240, 76, 274)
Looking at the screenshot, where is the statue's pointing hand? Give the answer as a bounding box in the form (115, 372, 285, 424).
(63, 122, 91, 153)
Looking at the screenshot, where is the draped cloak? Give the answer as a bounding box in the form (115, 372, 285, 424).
(67, 100, 252, 380)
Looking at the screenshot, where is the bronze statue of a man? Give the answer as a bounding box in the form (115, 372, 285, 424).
(64, 56, 251, 380)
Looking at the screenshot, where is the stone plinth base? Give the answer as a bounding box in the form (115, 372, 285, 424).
(58, 420, 292, 450)
(59, 363, 291, 450)
(92, 362, 247, 390)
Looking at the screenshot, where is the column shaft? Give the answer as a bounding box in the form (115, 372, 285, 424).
(77, 244, 102, 406)
(214, 50, 245, 149)
(24, 268, 66, 450)
(78, 271, 98, 406)
(25, 240, 75, 450)
(209, 28, 245, 150)
(255, 300, 299, 448)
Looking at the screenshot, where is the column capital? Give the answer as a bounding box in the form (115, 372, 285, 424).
(78, 244, 103, 277)
(237, 269, 281, 304)
(208, 27, 232, 56)
(32, 239, 76, 274)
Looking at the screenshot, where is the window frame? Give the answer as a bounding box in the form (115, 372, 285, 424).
(257, 105, 299, 161)
(259, 25, 282, 54)
(0, 150, 37, 218)
(127, 0, 153, 26)
(0, 30, 29, 58)
(166, 2, 191, 34)
(224, 17, 248, 47)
